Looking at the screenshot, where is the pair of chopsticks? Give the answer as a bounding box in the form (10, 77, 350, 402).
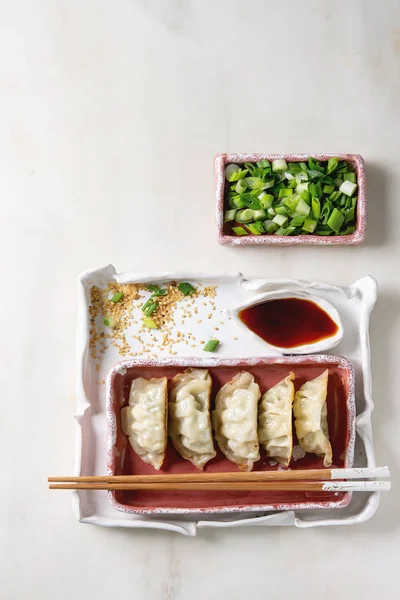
(48, 466, 391, 493)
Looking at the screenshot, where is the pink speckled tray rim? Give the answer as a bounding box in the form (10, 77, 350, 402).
(106, 354, 356, 516)
(215, 153, 366, 246)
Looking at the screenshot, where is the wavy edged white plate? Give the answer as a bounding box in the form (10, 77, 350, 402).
(74, 266, 377, 535)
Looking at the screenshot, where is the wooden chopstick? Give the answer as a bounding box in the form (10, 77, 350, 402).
(48, 466, 390, 485)
(49, 481, 390, 492)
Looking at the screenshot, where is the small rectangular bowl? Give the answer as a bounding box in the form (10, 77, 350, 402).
(215, 153, 366, 246)
(107, 355, 355, 516)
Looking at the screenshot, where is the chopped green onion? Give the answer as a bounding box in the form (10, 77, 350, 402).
(240, 194, 261, 210)
(253, 209, 267, 221)
(274, 205, 288, 216)
(307, 169, 324, 179)
(284, 171, 295, 180)
(236, 208, 255, 223)
(231, 226, 248, 236)
(279, 188, 293, 197)
(259, 194, 274, 209)
(327, 208, 345, 232)
(203, 339, 220, 352)
(311, 197, 321, 220)
(144, 301, 158, 317)
(272, 214, 288, 227)
(288, 163, 302, 174)
(341, 225, 356, 235)
(343, 172, 356, 183)
(296, 182, 309, 195)
(104, 316, 118, 328)
(225, 157, 357, 238)
(272, 159, 288, 172)
(320, 200, 333, 225)
(229, 195, 247, 209)
(302, 218, 317, 233)
(245, 176, 264, 189)
(295, 198, 311, 216)
(265, 221, 279, 233)
(329, 191, 341, 202)
(326, 157, 339, 175)
(110, 292, 124, 303)
(339, 180, 357, 197)
(225, 164, 241, 180)
(261, 179, 275, 190)
(142, 298, 155, 312)
(246, 221, 264, 235)
(257, 159, 270, 168)
(276, 226, 296, 236)
(147, 285, 168, 297)
(143, 318, 158, 329)
(244, 162, 257, 175)
(178, 282, 196, 296)
(308, 158, 325, 173)
(290, 215, 306, 227)
(235, 179, 248, 194)
(228, 168, 248, 182)
(295, 172, 309, 183)
(224, 209, 236, 222)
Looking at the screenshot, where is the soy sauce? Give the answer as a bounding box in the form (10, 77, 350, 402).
(239, 298, 338, 348)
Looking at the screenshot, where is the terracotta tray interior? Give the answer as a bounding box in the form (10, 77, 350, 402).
(108, 360, 354, 514)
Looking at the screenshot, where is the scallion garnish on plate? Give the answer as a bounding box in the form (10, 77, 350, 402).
(178, 282, 196, 296)
(143, 318, 158, 329)
(148, 285, 168, 297)
(110, 292, 124, 303)
(203, 339, 220, 352)
(104, 316, 118, 328)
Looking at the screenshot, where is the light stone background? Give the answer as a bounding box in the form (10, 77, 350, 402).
(0, 1, 399, 598)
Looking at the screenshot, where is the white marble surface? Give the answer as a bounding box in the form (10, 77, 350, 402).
(1, 0, 399, 598)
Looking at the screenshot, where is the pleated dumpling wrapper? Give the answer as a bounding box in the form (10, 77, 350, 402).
(169, 368, 216, 470)
(258, 372, 295, 467)
(121, 376, 168, 470)
(212, 371, 261, 471)
(293, 369, 333, 467)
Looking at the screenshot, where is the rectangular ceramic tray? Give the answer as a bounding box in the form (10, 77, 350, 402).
(107, 356, 355, 515)
(215, 153, 366, 246)
(74, 266, 377, 534)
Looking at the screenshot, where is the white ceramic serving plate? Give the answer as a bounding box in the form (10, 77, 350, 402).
(215, 153, 366, 246)
(74, 265, 378, 535)
(228, 290, 343, 354)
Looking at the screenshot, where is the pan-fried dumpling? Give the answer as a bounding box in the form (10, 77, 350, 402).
(258, 372, 295, 467)
(293, 369, 332, 467)
(121, 376, 168, 470)
(169, 368, 216, 469)
(212, 371, 260, 471)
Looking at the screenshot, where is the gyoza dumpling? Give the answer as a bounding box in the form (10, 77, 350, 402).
(169, 368, 216, 470)
(293, 369, 332, 467)
(121, 376, 168, 470)
(212, 371, 260, 471)
(258, 372, 295, 467)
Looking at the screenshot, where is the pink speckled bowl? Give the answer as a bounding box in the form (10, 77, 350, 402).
(106, 355, 355, 516)
(215, 153, 366, 246)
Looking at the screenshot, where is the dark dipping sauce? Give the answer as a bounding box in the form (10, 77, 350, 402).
(239, 297, 339, 348)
